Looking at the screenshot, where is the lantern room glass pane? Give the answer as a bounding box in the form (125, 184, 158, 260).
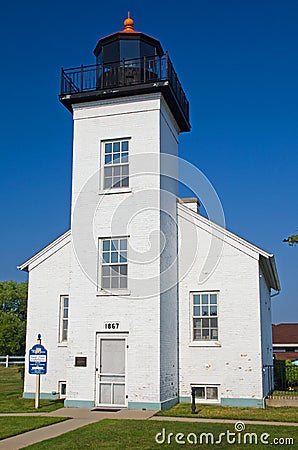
(140, 41, 156, 58)
(120, 40, 140, 61)
(103, 41, 120, 64)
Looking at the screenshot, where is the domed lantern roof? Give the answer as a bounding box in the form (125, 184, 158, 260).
(93, 13, 164, 65)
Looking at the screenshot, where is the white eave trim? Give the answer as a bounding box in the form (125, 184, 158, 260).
(260, 254, 280, 292)
(18, 229, 71, 272)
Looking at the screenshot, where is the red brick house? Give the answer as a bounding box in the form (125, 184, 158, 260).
(272, 324, 298, 361)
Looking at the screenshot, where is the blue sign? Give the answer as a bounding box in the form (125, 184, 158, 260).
(29, 344, 47, 375)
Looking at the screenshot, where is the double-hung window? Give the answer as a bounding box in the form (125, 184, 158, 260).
(103, 140, 129, 189)
(101, 238, 128, 289)
(59, 295, 69, 342)
(192, 292, 218, 341)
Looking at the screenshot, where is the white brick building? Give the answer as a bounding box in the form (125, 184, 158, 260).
(19, 16, 280, 409)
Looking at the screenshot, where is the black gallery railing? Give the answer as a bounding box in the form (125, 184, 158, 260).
(60, 53, 189, 121)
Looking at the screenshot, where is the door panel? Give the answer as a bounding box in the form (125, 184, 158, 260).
(100, 383, 111, 404)
(100, 339, 125, 374)
(97, 337, 126, 407)
(114, 384, 125, 404)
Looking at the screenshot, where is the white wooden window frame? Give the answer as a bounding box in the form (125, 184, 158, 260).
(191, 384, 220, 403)
(101, 139, 129, 190)
(59, 295, 69, 343)
(191, 291, 219, 342)
(99, 237, 128, 291)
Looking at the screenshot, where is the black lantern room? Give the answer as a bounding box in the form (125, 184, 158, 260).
(60, 14, 190, 132)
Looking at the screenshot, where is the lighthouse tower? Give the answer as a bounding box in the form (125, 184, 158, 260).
(59, 14, 190, 409)
(20, 14, 190, 411)
(20, 14, 280, 411)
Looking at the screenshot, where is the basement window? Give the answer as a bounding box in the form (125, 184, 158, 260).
(58, 381, 67, 399)
(192, 385, 219, 403)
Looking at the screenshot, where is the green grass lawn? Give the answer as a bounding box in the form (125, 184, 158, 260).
(0, 416, 68, 440)
(23, 419, 297, 449)
(0, 367, 64, 413)
(156, 403, 298, 423)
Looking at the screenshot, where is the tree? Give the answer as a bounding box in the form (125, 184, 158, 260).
(0, 280, 28, 321)
(0, 281, 28, 355)
(283, 231, 298, 246)
(0, 311, 26, 355)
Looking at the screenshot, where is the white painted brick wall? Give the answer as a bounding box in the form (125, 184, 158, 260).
(66, 93, 180, 405)
(159, 105, 179, 401)
(178, 204, 265, 401)
(24, 240, 71, 395)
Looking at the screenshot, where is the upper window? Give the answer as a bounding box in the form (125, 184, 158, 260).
(192, 292, 218, 341)
(101, 238, 128, 289)
(103, 140, 129, 189)
(59, 295, 69, 342)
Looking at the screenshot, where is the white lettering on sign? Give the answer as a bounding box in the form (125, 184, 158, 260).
(104, 322, 120, 330)
(29, 355, 46, 362)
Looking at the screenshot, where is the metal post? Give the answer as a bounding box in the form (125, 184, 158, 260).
(191, 386, 198, 414)
(96, 62, 99, 90)
(35, 334, 41, 409)
(101, 63, 104, 89)
(122, 58, 125, 86)
(165, 51, 169, 80)
(5, 355, 9, 368)
(80, 65, 84, 92)
(143, 56, 146, 83)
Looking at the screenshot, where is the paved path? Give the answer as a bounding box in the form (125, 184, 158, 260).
(0, 418, 99, 450)
(0, 408, 156, 450)
(0, 408, 297, 449)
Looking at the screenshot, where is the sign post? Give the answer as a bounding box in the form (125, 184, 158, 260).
(29, 334, 47, 409)
(35, 363, 40, 409)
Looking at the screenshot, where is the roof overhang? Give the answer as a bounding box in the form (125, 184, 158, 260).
(94, 31, 164, 57)
(260, 254, 280, 292)
(59, 81, 191, 132)
(18, 229, 71, 272)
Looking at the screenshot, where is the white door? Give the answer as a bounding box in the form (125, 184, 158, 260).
(96, 338, 126, 407)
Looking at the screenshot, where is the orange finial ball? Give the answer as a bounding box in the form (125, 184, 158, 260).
(123, 11, 135, 32)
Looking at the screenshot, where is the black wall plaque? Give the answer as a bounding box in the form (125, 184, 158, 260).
(75, 356, 87, 367)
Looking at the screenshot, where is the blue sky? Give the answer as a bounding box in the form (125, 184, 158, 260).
(0, 0, 297, 323)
